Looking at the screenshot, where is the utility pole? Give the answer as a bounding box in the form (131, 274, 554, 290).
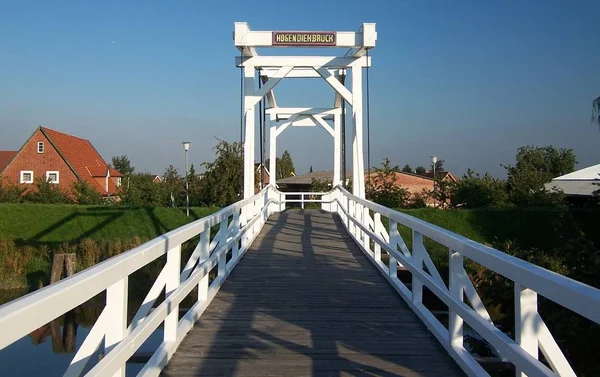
(183, 142, 191, 216)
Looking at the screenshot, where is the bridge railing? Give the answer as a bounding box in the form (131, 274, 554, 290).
(0, 186, 280, 377)
(322, 186, 600, 377)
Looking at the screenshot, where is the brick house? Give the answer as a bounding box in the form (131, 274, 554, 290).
(0, 126, 123, 198)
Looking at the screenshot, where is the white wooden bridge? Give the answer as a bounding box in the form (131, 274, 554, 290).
(1, 22, 599, 377)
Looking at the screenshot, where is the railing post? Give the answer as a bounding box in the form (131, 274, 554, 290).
(279, 192, 285, 212)
(412, 231, 424, 304)
(105, 277, 128, 377)
(232, 210, 240, 260)
(449, 249, 464, 349)
(218, 219, 227, 278)
(301, 193, 304, 209)
(515, 284, 539, 377)
(388, 220, 398, 278)
(198, 229, 210, 304)
(374, 213, 381, 262)
(164, 244, 181, 343)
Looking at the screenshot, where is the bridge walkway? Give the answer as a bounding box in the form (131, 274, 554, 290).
(162, 210, 464, 377)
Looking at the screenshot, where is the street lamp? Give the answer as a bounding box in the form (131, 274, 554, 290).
(182, 142, 190, 217)
(431, 155, 438, 208)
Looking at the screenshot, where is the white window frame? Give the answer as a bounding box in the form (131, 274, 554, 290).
(46, 171, 59, 184)
(37, 142, 44, 153)
(20, 171, 34, 184)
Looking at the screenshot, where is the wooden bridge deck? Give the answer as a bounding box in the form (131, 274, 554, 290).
(162, 210, 464, 377)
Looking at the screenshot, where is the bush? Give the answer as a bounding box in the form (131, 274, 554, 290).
(451, 169, 509, 208)
(0, 179, 25, 203)
(22, 177, 72, 204)
(71, 180, 104, 205)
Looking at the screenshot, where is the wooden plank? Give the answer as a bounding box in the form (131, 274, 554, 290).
(162, 210, 464, 377)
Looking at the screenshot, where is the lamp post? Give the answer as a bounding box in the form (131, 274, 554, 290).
(431, 155, 438, 208)
(182, 142, 190, 217)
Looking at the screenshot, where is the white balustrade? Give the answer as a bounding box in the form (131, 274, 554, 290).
(0, 186, 281, 377)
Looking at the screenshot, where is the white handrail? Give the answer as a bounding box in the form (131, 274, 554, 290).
(0, 186, 279, 377)
(327, 185, 600, 377)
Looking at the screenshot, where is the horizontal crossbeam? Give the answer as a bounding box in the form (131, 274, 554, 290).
(236, 56, 370, 69)
(260, 68, 346, 79)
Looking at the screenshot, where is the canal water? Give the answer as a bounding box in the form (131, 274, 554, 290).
(0, 289, 164, 377)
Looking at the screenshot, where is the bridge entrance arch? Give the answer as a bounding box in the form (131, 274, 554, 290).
(233, 22, 377, 199)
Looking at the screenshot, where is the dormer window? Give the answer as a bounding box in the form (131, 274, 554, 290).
(37, 142, 44, 153)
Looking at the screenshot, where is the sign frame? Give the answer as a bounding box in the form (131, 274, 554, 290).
(272, 31, 337, 47)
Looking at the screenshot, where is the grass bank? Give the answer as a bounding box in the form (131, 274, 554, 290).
(0, 204, 220, 289)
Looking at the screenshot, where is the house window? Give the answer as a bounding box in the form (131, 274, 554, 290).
(37, 142, 44, 153)
(117, 177, 122, 187)
(46, 171, 59, 184)
(20, 171, 34, 184)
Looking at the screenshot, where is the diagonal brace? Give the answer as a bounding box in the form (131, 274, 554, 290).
(315, 67, 353, 104)
(251, 66, 292, 107)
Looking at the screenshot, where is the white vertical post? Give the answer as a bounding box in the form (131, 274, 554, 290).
(105, 277, 128, 377)
(334, 110, 341, 186)
(279, 192, 285, 212)
(515, 284, 539, 377)
(197, 230, 210, 304)
(449, 249, 464, 349)
(164, 245, 181, 343)
(301, 193, 304, 209)
(351, 65, 365, 198)
(269, 125, 277, 189)
(388, 220, 398, 278)
(232, 211, 240, 260)
(374, 213, 381, 262)
(244, 65, 256, 198)
(412, 231, 424, 304)
(218, 219, 227, 278)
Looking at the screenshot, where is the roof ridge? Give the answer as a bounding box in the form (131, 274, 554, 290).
(40, 126, 91, 142)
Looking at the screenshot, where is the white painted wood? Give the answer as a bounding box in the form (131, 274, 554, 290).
(269, 125, 277, 188)
(412, 231, 425, 304)
(388, 220, 399, 278)
(536, 313, 577, 377)
(312, 115, 334, 137)
(373, 213, 382, 262)
(105, 277, 128, 377)
(351, 66, 365, 198)
(243, 65, 255, 198)
(449, 250, 465, 349)
(64, 308, 108, 377)
(333, 110, 341, 185)
(236, 56, 371, 69)
(250, 66, 292, 107)
(164, 245, 181, 343)
(316, 67, 354, 103)
(344, 23, 377, 57)
(515, 285, 539, 377)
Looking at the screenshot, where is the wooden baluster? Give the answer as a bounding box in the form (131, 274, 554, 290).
(105, 277, 128, 377)
(198, 229, 210, 304)
(388, 220, 398, 278)
(515, 284, 539, 377)
(412, 231, 425, 304)
(164, 245, 181, 343)
(449, 249, 464, 349)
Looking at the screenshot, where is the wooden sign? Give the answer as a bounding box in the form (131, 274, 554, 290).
(272, 31, 336, 47)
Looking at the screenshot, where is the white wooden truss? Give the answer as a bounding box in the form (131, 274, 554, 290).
(234, 22, 377, 198)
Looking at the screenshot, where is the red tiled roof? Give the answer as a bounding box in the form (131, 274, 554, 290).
(40, 127, 122, 195)
(0, 151, 17, 172)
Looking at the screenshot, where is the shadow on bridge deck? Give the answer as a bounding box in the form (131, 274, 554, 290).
(162, 210, 464, 377)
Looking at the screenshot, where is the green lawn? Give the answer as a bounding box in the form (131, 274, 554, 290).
(0, 203, 220, 244)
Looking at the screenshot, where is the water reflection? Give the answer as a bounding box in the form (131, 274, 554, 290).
(0, 290, 164, 377)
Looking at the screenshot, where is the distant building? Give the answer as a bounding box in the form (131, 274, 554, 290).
(545, 163, 600, 205)
(0, 126, 123, 197)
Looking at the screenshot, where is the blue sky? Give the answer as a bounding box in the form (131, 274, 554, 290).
(1, 0, 599, 177)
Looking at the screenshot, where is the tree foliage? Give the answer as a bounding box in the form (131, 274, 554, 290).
(503, 145, 575, 206)
(450, 169, 509, 208)
(401, 164, 413, 173)
(431, 159, 445, 174)
(111, 155, 135, 176)
(200, 140, 244, 207)
(22, 177, 72, 204)
(277, 150, 295, 179)
(71, 180, 104, 205)
(592, 95, 600, 127)
(415, 166, 427, 175)
(0, 179, 26, 203)
(366, 158, 411, 208)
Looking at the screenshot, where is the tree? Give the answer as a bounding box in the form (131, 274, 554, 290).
(111, 155, 135, 176)
(592, 96, 600, 127)
(431, 159, 445, 175)
(71, 180, 103, 205)
(366, 158, 411, 208)
(120, 173, 164, 206)
(0, 179, 25, 203)
(199, 140, 244, 207)
(309, 165, 313, 173)
(415, 166, 427, 175)
(451, 169, 509, 208)
(162, 165, 183, 207)
(401, 164, 413, 173)
(277, 150, 295, 179)
(504, 145, 576, 206)
(23, 177, 72, 204)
